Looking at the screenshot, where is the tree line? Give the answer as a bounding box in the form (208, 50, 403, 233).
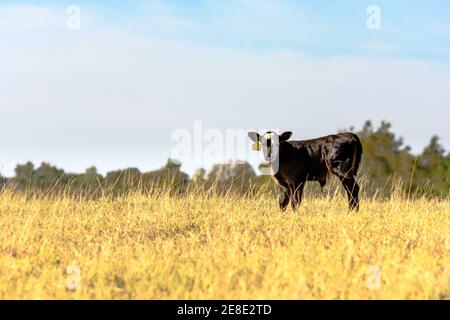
(1, 121, 449, 197)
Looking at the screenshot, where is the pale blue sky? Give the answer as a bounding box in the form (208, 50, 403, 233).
(1, 1, 449, 176)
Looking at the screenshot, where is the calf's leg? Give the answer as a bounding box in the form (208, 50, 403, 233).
(342, 177, 360, 211)
(291, 183, 305, 211)
(279, 189, 290, 211)
(319, 179, 327, 192)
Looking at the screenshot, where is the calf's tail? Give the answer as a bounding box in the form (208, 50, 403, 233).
(352, 134, 363, 176)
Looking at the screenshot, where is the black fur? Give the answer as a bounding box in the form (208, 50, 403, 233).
(248, 131, 363, 211)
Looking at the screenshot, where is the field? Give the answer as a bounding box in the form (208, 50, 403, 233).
(0, 188, 449, 300)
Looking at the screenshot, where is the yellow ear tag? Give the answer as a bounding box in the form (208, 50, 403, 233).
(252, 141, 262, 151)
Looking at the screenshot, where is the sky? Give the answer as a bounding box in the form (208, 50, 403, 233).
(1, 0, 450, 176)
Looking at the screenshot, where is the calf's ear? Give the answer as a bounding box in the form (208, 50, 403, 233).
(279, 131, 293, 141)
(247, 132, 260, 142)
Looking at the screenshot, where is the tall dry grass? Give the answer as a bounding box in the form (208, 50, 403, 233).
(0, 183, 449, 300)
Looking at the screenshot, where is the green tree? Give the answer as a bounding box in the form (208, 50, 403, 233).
(206, 161, 256, 195)
(105, 167, 143, 194)
(358, 121, 415, 194)
(143, 159, 189, 194)
(192, 168, 206, 183)
(12, 162, 68, 191)
(68, 166, 104, 195)
(416, 136, 449, 195)
(13, 161, 35, 190)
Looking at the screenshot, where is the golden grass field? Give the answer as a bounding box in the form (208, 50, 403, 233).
(0, 188, 449, 300)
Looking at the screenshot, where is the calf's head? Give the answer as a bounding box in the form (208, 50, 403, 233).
(247, 131, 292, 162)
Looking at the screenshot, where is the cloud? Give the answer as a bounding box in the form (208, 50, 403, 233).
(0, 3, 449, 176)
(116, 0, 311, 47)
(0, 4, 63, 31)
(355, 41, 398, 53)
